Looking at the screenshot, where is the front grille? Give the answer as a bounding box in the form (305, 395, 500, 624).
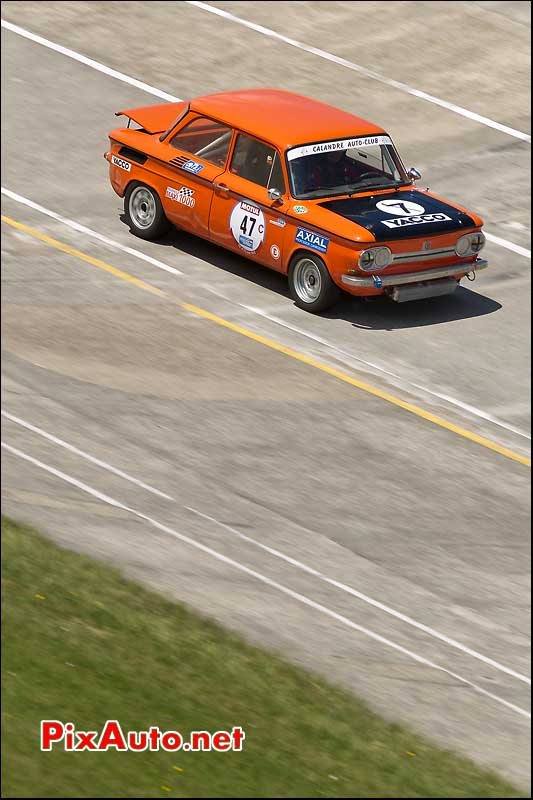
(392, 246, 456, 264)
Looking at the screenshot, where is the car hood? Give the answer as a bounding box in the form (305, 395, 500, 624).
(318, 189, 477, 241)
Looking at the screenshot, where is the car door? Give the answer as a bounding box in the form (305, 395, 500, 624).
(208, 133, 290, 271)
(160, 114, 233, 238)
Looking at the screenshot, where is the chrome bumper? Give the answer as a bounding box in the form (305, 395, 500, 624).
(341, 258, 488, 288)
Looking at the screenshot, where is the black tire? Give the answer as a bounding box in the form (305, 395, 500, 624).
(125, 182, 171, 240)
(288, 252, 341, 313)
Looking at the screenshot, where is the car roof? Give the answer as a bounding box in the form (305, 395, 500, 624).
(189, 89, 386, 149)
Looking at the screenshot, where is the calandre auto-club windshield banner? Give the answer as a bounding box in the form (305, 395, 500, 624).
(287, 136, 393, 160)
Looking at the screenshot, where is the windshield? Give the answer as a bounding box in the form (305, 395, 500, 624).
(287, 135, 409, 199)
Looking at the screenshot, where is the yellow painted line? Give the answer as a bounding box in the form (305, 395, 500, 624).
(1, 215, 165, 297)
(2, 214, 530, 468)
(182, 303, 530, 466)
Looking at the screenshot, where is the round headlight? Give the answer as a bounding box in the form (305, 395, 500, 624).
(374, 247, 392, 269)
(455, 232, 485, 257)
(455, 234, 472, 257)
(358, 247, 392, 271)
(359, 249, 375, 270)
(471, 232, 485, 253)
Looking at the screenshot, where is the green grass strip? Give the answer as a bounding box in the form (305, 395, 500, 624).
(1, 517, 524, 798)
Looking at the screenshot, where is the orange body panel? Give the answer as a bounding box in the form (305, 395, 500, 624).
(105, 89, 486, 298)
(115, 101, 187, 134)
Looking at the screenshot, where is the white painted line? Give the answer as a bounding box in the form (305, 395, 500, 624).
(216, 295, 532, 442)
(0, 19, 180, 102)
(3, 186, 530, 445)
(485, 231, 531, 259)
(1, 188, 183, 276)
(186, 1, 531, 144)
(1, 23, 529, 259)
(1, 409, 174, 501)
(186, 506, 531, 686)
(2, 438, 531, 721)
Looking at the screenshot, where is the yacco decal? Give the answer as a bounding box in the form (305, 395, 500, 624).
(382, 213, 452, 229)
(111, 155, 131, 171)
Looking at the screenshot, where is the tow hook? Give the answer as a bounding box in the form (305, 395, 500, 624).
(372, 275, 383, 289)
(466, 270, 476, 281)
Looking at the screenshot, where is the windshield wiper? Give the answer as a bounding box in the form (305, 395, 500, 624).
(347, 179, 407, 196)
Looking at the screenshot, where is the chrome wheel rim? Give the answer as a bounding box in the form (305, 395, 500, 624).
(129, 186, 156, 229)
(293, 258, 322, 303)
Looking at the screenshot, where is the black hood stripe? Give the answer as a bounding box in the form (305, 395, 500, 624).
(319, 190, 477, 241)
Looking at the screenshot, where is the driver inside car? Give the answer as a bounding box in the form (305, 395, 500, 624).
(293, 149, 365, 194)
(318, 149, 362, 186)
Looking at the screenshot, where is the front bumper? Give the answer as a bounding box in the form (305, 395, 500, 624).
(341, 258, 488, 288)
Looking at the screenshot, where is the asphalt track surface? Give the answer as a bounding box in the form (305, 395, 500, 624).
(1, 0, 531, 790)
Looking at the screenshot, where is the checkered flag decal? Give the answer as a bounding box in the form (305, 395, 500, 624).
(177, 187, 194, 198)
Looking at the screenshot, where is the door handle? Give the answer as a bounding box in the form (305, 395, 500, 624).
(213, 182, 230, 195)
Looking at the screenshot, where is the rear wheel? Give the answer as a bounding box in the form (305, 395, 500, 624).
(288, 252, 340, 313)
(125, 183, 170, 240)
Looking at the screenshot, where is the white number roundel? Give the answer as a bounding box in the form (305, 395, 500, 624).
(376, 198, 425, 216)
(230, 201, 265, 253)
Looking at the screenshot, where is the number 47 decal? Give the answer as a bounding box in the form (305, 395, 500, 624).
(240, 215, 256, 236)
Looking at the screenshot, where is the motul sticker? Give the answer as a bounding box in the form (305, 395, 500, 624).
(230, 201, 265, 253)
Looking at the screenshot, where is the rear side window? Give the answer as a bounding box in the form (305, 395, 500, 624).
(170, 116, 232, 166)
(230, 134, 286, 193)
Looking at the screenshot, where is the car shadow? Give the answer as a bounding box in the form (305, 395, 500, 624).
(122, 217, 502, 330)
(323, 285, 502, 330)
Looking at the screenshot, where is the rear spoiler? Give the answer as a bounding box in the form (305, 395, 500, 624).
(115, 101, 188, 135)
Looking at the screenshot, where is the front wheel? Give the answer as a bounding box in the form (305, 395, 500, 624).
(125, 183, 170, 240)
(288, 253, 340, 313)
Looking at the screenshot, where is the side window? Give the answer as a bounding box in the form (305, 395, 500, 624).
(170, 116, 232, 166)
(230, 134, 286, 193)
(268, 152, 286, 194)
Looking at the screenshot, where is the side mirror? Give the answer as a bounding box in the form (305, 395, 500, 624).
(408, 167, 422, 182)
(268, 187, 283, 203)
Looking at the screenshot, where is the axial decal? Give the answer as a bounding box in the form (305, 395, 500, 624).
(295, 227, 329, 254)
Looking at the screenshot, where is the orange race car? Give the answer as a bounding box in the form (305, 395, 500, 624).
(105, 89, 487, 312)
